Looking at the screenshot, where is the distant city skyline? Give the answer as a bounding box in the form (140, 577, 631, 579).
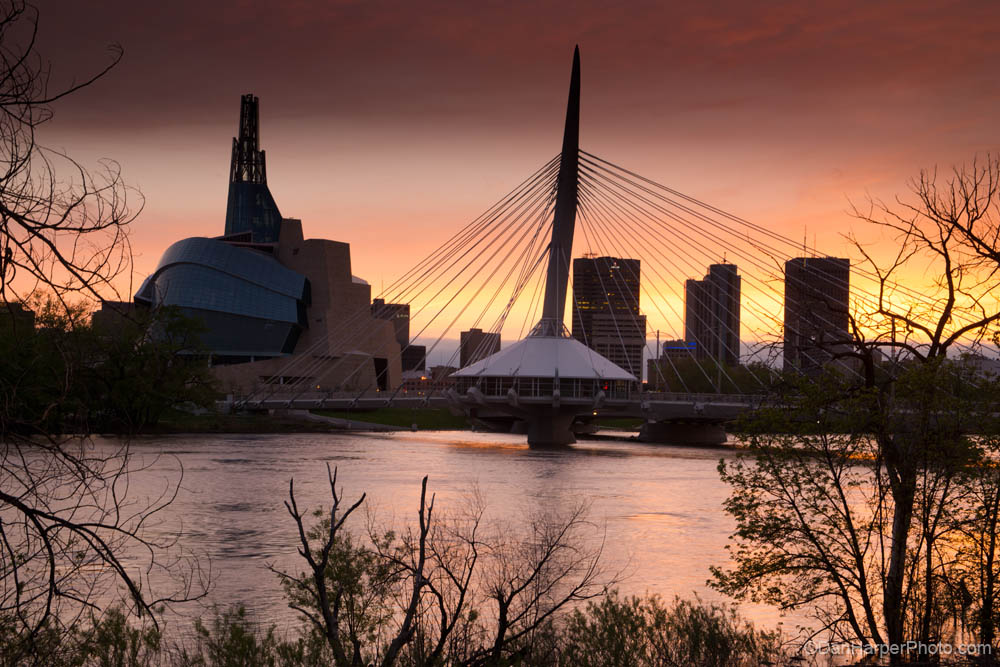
(37, 1, 1000, 321)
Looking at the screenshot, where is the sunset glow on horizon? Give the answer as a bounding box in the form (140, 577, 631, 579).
(34, 0, 1000, 345)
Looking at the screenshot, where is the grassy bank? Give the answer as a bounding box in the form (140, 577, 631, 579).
(314, 407, 470, 430)
(148, 409, 347, 434)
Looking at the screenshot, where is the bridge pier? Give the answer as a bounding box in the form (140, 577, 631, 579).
(526, 412, 577, 448)
(639, 421, 727, 446)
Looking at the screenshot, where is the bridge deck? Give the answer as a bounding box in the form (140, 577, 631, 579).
(233, 390, 761, 422)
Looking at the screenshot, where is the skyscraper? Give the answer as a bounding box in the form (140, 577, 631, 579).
(571, 255, 646, 377)
(783, 257, 850, 372)
(684, 263, 741, 366)
(460, 328, 500, 367)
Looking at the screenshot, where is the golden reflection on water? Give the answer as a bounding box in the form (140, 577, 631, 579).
(90, 431, 801, 635)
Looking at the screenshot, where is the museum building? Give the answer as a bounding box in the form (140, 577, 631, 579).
(135, 94, 401, 393)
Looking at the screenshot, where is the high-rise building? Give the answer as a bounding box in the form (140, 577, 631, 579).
(684, 263, 741, 366)
(400, 346, 427, 372)
(90, 301, 135, 334)
(571, 255, 646, 378)
(460, 328, 500, 367)
(372, 298, 425, 371)
(783, 257, 850, 372)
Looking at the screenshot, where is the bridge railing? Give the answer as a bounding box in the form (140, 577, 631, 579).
(235, 389, 404, 405)
(640, 391, 766, 405)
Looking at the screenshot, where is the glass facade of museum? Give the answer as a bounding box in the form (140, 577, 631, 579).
(135, 237, 309, 360)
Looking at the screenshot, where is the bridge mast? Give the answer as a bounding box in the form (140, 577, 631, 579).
(534, 46, 580, 337)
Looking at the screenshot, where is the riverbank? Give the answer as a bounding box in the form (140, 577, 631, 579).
(148, 409, 645, 436)
(149, 407, 472, 434)
(145, 408, 642, 439)
(313, 407, 471, 430)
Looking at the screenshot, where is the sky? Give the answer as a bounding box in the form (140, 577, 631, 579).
(36, 0, 1000, 353)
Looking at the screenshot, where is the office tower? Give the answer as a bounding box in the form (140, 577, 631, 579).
(460, 328, 500, 367)
(90, 301, 135, 334)
(372, 298, 425, 371)
(684, 263, 741, 366)
(783, 257, 851, 372)
(400, 346, 427, 372)
(571, 255, 646, 378)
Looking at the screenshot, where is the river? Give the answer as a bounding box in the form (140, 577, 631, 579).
(107, 430, 802, 635)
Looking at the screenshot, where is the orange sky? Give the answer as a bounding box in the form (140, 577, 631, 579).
(34, 0, 1000, 355)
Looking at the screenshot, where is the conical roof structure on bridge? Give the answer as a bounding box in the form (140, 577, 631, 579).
(452, 335, 635, 381)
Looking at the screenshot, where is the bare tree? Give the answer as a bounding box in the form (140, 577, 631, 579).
(0, 3, 204, 662)
(848, 157, 1000, 362)
(849, 159, 1000, 660)
(272, 468, 613, 667)
(0, 2, 139, 308)
(716, 158, 1000, 665)
(955, 454, 1000, 665)
(0, 439, 208, 659)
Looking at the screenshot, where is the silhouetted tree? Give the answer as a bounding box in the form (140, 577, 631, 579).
(0, 2, 138, 308)
(82, 305, 216, 434)
(715, 158, 1000, 665)
(271, 468, 614, 666)
(0, 3, 204, 662)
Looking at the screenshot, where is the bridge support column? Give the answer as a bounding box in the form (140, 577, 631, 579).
(639, 421, 727, 446)
(526, 413, 577, 448)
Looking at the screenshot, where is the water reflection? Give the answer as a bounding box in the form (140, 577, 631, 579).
(95, 431, 800, 633)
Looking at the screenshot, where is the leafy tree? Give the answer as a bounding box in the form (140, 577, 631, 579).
(82, 305, 216, 434)
(714, 159, 1000, 664)
(1, 300, 215, 436)
(647, 358, 771, 394)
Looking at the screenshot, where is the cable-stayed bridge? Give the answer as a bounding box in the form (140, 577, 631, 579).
(235, 47, 998, 447)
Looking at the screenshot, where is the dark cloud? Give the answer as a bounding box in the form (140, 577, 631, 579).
(18, 0, 998, 300)
(36, 0, 1000, 136)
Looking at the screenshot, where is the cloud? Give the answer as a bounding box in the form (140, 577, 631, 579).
(30, 0, 1000, 307)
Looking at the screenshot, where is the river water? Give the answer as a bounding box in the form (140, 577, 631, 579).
(108, 430, 804, 634)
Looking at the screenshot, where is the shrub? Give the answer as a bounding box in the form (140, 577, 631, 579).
(560, 592, 785, 667)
